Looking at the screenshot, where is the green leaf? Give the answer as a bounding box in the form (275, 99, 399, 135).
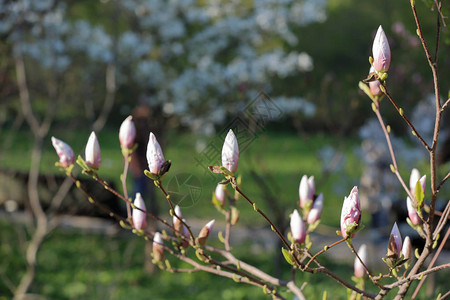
(415, 180, 425, 209)
(76, 155, 88, 170)
(144, 169, 159, 180)
(220, 166, 233, 176)
(281, 247, 295, 266)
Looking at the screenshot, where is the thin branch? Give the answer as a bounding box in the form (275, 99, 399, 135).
(122, 153, 131, 220)
(304, 238, 345, 269)
(157, 181, 196, 244)
(412, 227, 450, 299)
(381, 88, 431, 151)
(347, 241, 384, 289)
(372, 100, 420, 206)
(437, 172, 450, 192)
(384, 262, 450, 290)
(442, 98, 450, 111)
(433, 200, 450, 240)
(206, 246, 305, 300)
(433, 0, 447, 27)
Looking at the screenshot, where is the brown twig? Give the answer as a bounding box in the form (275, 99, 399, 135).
(156, 181, 196, 243)
(347, 241, 384, 289)
(412, 227, 450, 299)
(122, 153, 131, 220)
(381, 88, 431, 152)
(304, 238, 345, 269)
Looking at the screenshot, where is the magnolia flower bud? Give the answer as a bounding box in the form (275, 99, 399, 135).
(369, 66, 383, 96)
(417, 175, 426, 195)
(196, 219, 215, 247)
(146, 132, 165, 174)
(340, 186, 361, 239)
(173, 205, 183, 233)
(132, 193, 147, 230)
(387, 222, 402, 259)
(307, 193, 323, 225)
(402, 236, 412, 260)
(290, 209, 306, 244)
(354, 244, 368, 278)
(299, 175, 315, 209)
(119, 115, 136, 149)
(153, 232, 164, 262)
(214, 184, 226, 204)
(221, 129, 239, 173)
(85, 132, 101, 169)
(406, 197, 421, 225)
(409, 168, 421, 192)
(372, 25, 391, 72)
(51, 137, 74, 168)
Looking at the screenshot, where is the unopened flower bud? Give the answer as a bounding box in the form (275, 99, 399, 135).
(372, 25, 391, 72)
(51, 137, 74, 168)
(409, 168, 420, 192)
(221, 129, 239, 173)
(307, 193, 323, 225)
(354, 244, 368, 278)
(402, 236, 412, 260)
(340, 186, 361, 239)
(119, 115, 136, 149)
(172, 205, 183, 232)
(196, 219, 215, 247)
(290, 209, 306, 244)
(85, 132, 101, 169)
(369, 66, 383, 96)
(406, 197, 421, 225)
(153, 232, 164, 262)
(132, 193, 147, 230)
(299, 175, 315, 209)
(215, 184, 226, 205)
(387, 222, 402, 259)
(146, 132, 165, 174)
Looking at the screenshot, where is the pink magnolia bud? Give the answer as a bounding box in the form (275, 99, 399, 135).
(307, 193, 323, 225)
(153, 232, 164, 262)
(173, 205, 183, 233)
(299, 175, 315, 209)
(146, 132, 165, 174)
(85, 132, 101, 169)
(51, 137, 74, 168)
(215, 184, 226, 204)
(196, 219, 215, 247)
(221, 129, 239, 173)
(389, 222, 402, 257)
(290, 209, 306, 244)
(372, 25, 391, 72)
(409, 168, 421, 193)
(369, 66, 383, 96)
(406, 197, 421, 225)
(132, 193, 147, 230)
(354, 244, 368, 278)
(402, 236, 412, 260)
(119, 115, 136, 149)
(340, 186, 361, 239)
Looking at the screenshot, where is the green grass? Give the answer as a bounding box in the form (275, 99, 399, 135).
(0, 220, 448, 300)
(0, 128, 448, 299)
(0, 128, 362, 228)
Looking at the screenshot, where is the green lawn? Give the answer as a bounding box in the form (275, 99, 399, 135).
(1, 128, 447, 299)
(0, 128, 362, 227)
